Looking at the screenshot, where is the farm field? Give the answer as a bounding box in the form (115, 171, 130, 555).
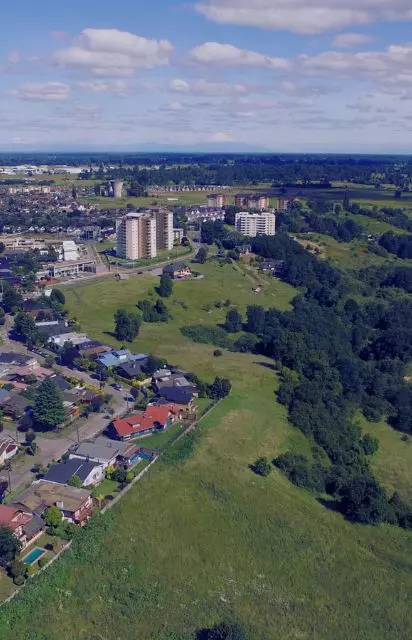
(1, 260, 411, 639)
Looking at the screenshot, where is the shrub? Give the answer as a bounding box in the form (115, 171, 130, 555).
(13, 574, 25, 586)
(252, 457, 272, 477)
(38, 556, 48, 569)
(213, 349, 223, 357)
(181, 325, 231, 348)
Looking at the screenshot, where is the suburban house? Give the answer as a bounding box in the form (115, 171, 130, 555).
(69, 436, 128, 468)
(43, 458, 105, 487)
(157, 386, 196, 406)
(77, 340, 109, 358)
(96, 350, 147, 370)
(115, 358, 149, 381)
(0, 352, 34, 367)
(18, 481, 93, 525)
(0, 393, 32, 420)
(0, 438, 19, 466)
(12, 363, 54, 382)
(0, 504, 44, 548)
(49, 332, 89, 349)
(109, 404, 177, 441)
(162, 262, 192, 280)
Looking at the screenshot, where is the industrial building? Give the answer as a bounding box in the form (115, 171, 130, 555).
(116, 210, 173, 260)
(235, 212, 276, 237)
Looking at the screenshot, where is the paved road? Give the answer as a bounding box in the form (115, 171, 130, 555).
(57, 247, 197, 287)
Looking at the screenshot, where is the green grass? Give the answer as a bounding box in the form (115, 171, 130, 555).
(1, 261, 411, 639)
(64, 260, 297, 366)
(133, 422, 185, 450)
(91, 478, 120, 499)
(108, 244, 192, 269)
(0, 360, 411, 639)
(359, 414, 412, 501)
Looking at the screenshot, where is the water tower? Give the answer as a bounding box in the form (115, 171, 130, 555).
(111, 180, 124, 198)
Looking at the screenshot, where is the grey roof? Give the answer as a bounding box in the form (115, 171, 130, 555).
(22, 514, 44, 539)
(69, 436, 128, 463)
(0, 352, 30, 365)
(158, 387, 195, 404)
(44, 459, 101, 485)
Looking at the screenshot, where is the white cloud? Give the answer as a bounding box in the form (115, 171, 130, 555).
(6, 51, 20, 64)
(210, 131, 234, 142)
(195, 0, 412, 35)
(75, 80, 131, 96)
(188, 42, 290, 69)
(52, 28, 173, 76)
(160, 101, 185, 112)
(10, 82, 70, 101)
(299, 45, 412, 82)
(332, 33, 374, 48)
(170, 78, 248, 96)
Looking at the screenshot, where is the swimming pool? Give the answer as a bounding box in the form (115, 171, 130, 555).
(23, 547, 46, 565)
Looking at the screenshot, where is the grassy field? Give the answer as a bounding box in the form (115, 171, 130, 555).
(79, 185, 277, 210)
(64, 260, 297, 359)
(0, 261, 411, 639)
(359, 414, 412, 501)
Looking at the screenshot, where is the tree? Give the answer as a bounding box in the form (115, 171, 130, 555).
(142, 354, 167, 375)
(252, 457, 272, 477)
(0, 527, 22, 567)
(9, 559, 27, 581)
(13, 312, 39, 344)
(158, 274, 173, 298)
(225, 308, 242, 333)
(196, 246, 208, 264)
(204, 621, 248, 640)
(50, 289, 65, 305)
(208, 377, 232, 400)
(0, 242, 5, 254)
(33, 378, 65, 431)
(246, 305, 265, 334)
(340, 476, 389, 524)
(44, 506, 63, 529)
(0, 307, 5, 326)
(68, 474, 83, 488)
(114, 309, 141, 342)
(112, 468, 127, 483)
(2, 287, 23, 313)
(25, 429, 36, 445)
(360, 434, 379, 456)
(96, 363, 109, 382)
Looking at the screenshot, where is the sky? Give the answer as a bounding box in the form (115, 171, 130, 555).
(1, 0, 412, 153)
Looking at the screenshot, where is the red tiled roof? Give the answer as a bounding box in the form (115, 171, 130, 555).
(112, 405, 175, 438)
(0, 442, 18, 457)
(0, 505, 32, 530)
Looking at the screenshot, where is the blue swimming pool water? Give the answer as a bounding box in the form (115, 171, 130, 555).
(23, 547, 46, 565)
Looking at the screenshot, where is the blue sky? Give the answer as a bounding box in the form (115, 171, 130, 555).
(1, 0, 412, 152)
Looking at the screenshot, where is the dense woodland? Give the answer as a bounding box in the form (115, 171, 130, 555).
(191, 225, 412, 527)
(81, 156, 412, 188)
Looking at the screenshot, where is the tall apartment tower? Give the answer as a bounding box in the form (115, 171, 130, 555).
(116, 212, 157, 260)
(235, 212, 276, 237)
(155, 210, 174, 251)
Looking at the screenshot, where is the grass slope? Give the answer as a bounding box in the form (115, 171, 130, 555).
(1, 262, 411, 639)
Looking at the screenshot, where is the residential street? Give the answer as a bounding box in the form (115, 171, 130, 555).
(0, 322, 131, 495)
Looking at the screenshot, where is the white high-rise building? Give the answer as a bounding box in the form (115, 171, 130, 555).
(116, 210, 173, 260)
(235, 212, 276, 237)
(155, 210, 174, 251)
